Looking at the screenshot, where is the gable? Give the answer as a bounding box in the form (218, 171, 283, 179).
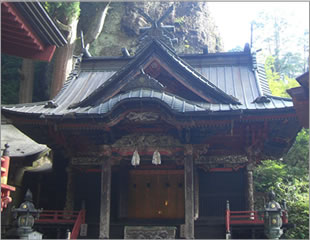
(72, 40, 240, 109)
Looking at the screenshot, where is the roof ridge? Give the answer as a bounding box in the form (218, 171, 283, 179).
(53, 55, 82, 101)
(251, 51, 272, 96)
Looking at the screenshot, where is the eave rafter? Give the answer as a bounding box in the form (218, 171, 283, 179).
(2, 2, 44, 51)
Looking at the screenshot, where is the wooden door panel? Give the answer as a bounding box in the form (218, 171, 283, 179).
(128, 170, 184, 219)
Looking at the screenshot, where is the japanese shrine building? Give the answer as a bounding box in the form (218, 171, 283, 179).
(2, 9, 301, 239)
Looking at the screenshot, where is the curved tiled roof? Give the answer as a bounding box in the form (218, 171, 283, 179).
(2, 39, 294, 118)
(2, 87, 293, 118)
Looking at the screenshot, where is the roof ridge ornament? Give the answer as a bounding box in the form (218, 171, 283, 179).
(121, 70, 164, 93)
(136, 5, 178, 50)
(80, 31, 92, 58)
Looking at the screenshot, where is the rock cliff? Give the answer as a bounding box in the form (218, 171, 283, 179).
(89, 2, 223, 56)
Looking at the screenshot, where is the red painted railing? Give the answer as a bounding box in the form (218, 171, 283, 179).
(1, 154, 15, 212)
(226, 209, 264, 233)
(35, 209, 86, 239)
(36, 210, 80, 224)
(71, 209, 86, 239)
(226, 208, 289, 234)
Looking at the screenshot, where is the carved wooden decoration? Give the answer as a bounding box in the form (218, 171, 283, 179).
(121, 71, 164, 93)
(71, 156, 104, 165)
(124, 226, 176, 239)
(126, 112, 160, 122)
(193, 144, 209, 159)
(195, 154, 248, 165)
(112, 134, 182, 147)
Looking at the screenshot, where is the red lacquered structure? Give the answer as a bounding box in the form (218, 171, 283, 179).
(1, 144, 16, 212)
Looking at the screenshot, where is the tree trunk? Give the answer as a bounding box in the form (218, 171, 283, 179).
(85, 3, 110, 46)
(50, 3, 111, 99)
(19, 59, 34, 103)
(49, 18, 78, 99)
(74, 2, 111, 56)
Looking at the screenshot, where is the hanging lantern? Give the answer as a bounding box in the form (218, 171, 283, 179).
(152, 149, 161, 165)
(131, 149, 140, 166)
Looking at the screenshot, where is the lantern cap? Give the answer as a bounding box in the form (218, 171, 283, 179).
(268, 190, 276, 201)
(24, 189, 33, 202)
(3, 143, 10, 156)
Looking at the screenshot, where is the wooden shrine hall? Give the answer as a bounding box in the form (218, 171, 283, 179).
(2, 7, 301, 239)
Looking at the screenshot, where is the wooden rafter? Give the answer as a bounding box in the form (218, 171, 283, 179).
(2, 2, 44, 51)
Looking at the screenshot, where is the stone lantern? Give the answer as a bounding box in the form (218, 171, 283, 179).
(11, 189, 42, 239)
(263, 191, 284, 239)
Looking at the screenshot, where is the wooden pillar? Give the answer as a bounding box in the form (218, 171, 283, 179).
(64, 166, 75, 212)
(246, 164, 255, 211)
(194, 168, 199, 220)
(118, 165, 128, 218)
(184, 145, 194, 239)
(99, 159, 111, 239)
(19, 58, 34, 103)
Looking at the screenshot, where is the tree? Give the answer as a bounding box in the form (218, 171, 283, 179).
(1, 54, 22, 104)
(254, 160, 309, 239)
(252, 11, 309, 79)
(254, 39, 309, 239)
(265, 56, 300, 97)
(228, 46, 243, 52)
(42, 2, 112, 99)
(43, 2, 80, 99)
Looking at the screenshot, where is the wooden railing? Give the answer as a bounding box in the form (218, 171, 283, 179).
(35, 209, 86, 239)
(71, 209, 86, 239)
(225, 201, 288, 235)
(36, 210, 80, 224)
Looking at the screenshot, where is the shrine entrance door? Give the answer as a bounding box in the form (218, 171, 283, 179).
(127, 169, 185, 219)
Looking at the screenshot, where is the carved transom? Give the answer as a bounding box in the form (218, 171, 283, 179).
(195, 154, 248, 164)
(126, 112, 160, 122)
(112, 133, 181, 147)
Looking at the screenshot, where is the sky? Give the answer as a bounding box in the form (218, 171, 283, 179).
(207, 2, 309, 51)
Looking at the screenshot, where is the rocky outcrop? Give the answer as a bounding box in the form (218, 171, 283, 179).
(89, 2, 223, 56)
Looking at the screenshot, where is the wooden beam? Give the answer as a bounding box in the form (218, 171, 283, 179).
(99, 159, 111, 239)
(184, 145, 194, 239)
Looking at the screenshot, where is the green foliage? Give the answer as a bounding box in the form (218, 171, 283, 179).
(284, 128, 309, 175)
(1, 54, 22, 104)
(43, 2, 80, 24)
(265, 56, 300, 98)
(175, 16, 185, 24)
(228, 46, 243, 52)
(254, 160, 309, 239)
(258, 48, 309, 238)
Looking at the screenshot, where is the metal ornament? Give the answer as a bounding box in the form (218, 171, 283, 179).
(152, 149, 161, 165)
(131, 149, 140, 166)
